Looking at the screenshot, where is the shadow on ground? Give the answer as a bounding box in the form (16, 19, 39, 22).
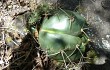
(7, 34, 52, 70)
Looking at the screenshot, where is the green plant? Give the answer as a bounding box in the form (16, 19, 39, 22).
(38, 9, 89, 62)
(27, 4, 54, 34)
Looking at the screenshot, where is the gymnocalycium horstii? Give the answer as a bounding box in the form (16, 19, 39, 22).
(38, 9, 90, 62)
(28, 5, 90, 62)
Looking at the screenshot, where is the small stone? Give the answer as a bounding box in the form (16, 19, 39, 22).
(8, 5, 13, 9)
(106, 35, 110, 38)
(0, 2, 2, 6)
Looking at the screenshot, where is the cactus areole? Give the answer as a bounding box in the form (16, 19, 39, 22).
(38, 9, 89, 62)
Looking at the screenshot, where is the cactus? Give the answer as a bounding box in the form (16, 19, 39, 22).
(38, 9, 89, 62)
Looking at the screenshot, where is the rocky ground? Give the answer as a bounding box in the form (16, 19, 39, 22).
(0, 0, 110, 70)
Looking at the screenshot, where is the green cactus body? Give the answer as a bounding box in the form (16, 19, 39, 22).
(38, 9, 89, 62)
